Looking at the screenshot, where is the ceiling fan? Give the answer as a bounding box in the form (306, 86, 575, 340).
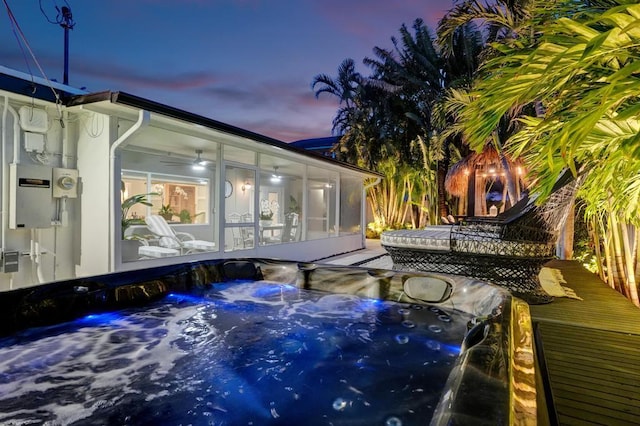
(160, 149, 212, 171)
(270, 166, 291, 183)
(270, 166, 282, 183)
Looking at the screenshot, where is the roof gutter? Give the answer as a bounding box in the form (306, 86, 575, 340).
(109, 109, 150, 270)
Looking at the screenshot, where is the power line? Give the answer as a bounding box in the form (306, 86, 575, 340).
(38, 0, 74, 28)
(2, 0, 63, 117)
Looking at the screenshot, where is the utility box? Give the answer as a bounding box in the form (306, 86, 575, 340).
(3, 251, 19, 273)
(9, 163, 52, 229)
(24, 132, 46, 153)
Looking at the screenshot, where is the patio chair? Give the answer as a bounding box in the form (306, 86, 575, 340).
(145, 215, 216, 254)
(381, 170, 580, 304)
(227, 212, 254, 249)
(240, 212, 255, 248)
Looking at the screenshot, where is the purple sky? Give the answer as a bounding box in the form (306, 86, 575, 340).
(1, 0, 452, 142)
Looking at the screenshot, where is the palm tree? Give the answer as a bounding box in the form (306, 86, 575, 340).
(438, 0, 536, 53)
(437, 0, 543, 208)
(312, 58, 361, 109)
(455, 0, 640, 304)
(312, 59, 363, 162)
(361, 19, 448, 222)
(432, 22, 484, 216)
(312, 20, 446, 227)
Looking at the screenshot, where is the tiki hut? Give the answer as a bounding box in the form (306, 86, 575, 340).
(445, 145, 528, 217)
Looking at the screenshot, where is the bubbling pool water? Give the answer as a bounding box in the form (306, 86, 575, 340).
(0, 281, 467, 425)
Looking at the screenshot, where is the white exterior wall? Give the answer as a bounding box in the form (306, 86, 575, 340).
(75, 111, 111, 278)
(0, 96, 82, 290)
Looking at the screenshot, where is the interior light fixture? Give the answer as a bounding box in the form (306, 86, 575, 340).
(270, 166, 282, 183)
(191, 150, 208, 170)
(242, 182, 252, 191)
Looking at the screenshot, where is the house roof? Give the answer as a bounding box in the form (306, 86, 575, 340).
(289, 136, 339, 150)
(0, 65, 86, 103)
(68, 91, 380, 177)
(0, 66, 380, 178)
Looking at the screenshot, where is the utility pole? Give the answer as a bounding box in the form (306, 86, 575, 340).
(60, 6, 74, 85)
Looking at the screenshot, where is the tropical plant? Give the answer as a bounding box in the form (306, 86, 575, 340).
(121, 193, 156, 239)
(158, 204, 175, 219)
(453, 0, 640, 305)
(288, 195, 301, 214)
(178, 209, 204, 224)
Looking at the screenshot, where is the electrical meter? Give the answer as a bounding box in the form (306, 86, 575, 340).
(52, 168, 79, 198)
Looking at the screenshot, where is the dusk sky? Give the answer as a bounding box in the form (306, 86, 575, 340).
(1, 0, 453, 142)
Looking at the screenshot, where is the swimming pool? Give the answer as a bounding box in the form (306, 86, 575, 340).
(0, 259, 536, 425)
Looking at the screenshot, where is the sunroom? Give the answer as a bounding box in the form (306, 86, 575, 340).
(68, 91, 379, 273)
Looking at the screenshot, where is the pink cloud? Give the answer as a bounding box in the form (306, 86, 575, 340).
(313, 0, 450, 41)
(77, 65, 218, 91)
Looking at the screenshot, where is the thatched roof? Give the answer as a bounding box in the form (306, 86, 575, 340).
(445, 157, 473, 197)
(445, 145, 527, 197)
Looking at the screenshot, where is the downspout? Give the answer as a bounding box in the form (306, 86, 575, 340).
(362, 177, 382, 246)
(1, 96, 9, 258)
(109, 109, 150, 271)
(2, 97, 19, 287)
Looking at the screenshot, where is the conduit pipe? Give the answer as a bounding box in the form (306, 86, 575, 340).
(108, 109, 150, 270)
(29, 229, 46, 284)
(35, 229, 45, 284)
(60, 110, 70, 227)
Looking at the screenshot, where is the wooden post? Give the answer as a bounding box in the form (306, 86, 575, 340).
(467, 168, 475, 217)
(556, 201, 575, 259)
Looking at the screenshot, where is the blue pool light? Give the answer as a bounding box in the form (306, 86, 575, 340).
(166, 293, 211, 304)
(78, 312, 122, 325)
(443, 344, 462, 354)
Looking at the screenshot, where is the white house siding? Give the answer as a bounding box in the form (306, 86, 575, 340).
(0, 96, 82, 290)
(75, 111, 112, 279)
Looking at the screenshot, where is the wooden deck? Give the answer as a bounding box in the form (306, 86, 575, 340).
(530, 260, 640, 426)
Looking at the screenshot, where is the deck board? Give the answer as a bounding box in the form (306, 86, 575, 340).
(531, 260, 640, 426)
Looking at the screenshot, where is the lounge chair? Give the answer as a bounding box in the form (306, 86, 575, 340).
(381, 171, 580, 304)
(145, 215, 216, 254)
